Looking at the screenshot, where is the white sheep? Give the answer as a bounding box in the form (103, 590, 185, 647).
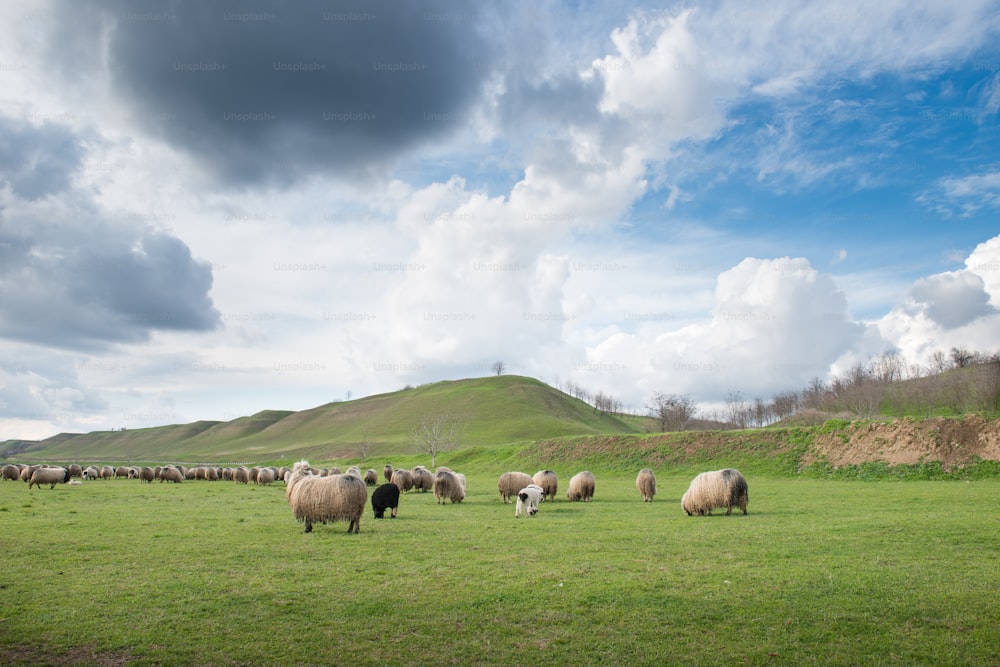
(532, 470, 558, 501)
(515, 484, 545, 518)
(28, 467, 70, 490)
(498, 472, 533, 503)
(433, 470, 465, 504)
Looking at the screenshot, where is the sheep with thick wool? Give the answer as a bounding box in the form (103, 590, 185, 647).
(391, 469, 414, 493)
(363, 469, 378, 486)
(515, 484, 545, 518)
(2, 464, 20, 481)
(411, 466, 435, 492)
(681, 469, 748, 516)
(532, 470, 558, 501)
(566, 471, 595, 502)
(433, 470, 465, 504)
(286, 460, 367, 533)
(498, 472, 533, 503)
(159, 466, 184, 483)
(636, 468, 656, 502)
(28, 467, 71, 490)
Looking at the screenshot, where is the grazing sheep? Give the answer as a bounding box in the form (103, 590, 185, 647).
(20, 465, 37, 482)
(139, 467, 155, 483)
(82, 466, 101, 480)
(498, 472, 533, 503)
(371, 483, 401, 519)
(566, 471, 595, 502)
(390, 469, 414, 493)
(285, 460, 368, 533)
(159, 466, 184, 483)
(28, 467, 71, 490)
(532, 470, 558, 501)
(100, 466, 115, 479)
(636, 468, 657, 502)
(233, 467, 250, 484)
(515, 484, 545, 518)
(433, 470, 465, 504)
(256, 467, 276, 486)
(411, 467, 435, 493)
(2, 464, 20, 481)
(383, 464, 393, 482)
(67, 464, 84, 478)
(681, 469, 748, 516)
(454, 472, 467, 494)
(363, 469, 378, 486)
(114, 466, 131, 480)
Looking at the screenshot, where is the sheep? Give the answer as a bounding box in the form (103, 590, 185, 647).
(1, 464, 20, 481)
(515, 484, 545, 518)
(114, 466, 131, 480)
(566, 471, 595, 502)
(681, 469, 749, 516)
(411, 466, 435, 493)
(371, 483, 401, 519)
(390, 469, 414, 493)
(28, 467, 71, 490)
(20, 465, 38, 482)
(636, 468, 657, 502)
(383, 464, 393, 482)
(364, 469, 378, 486)
(532, 470, 558, 501)
(498, 472, 533, 503)
(285, 460, 368, 533)
(159, 466, 184, 483)
(433, 470, 465, 504)
(345, 466, 362, 479)
(67, 464, 84, 478)
(233, 467, 250, 484)
(139, 467, 155, 483)
(256, 467, 276, 486)
(100, 466, 115, 479)
(82, 466, 101, 480)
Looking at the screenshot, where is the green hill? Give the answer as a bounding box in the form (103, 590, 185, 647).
(4, 376, 640, 463)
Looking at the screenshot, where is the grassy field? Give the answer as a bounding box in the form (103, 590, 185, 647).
(2, 468, 998, 666)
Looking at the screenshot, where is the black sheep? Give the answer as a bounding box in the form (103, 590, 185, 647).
(372, 483, 400, 519)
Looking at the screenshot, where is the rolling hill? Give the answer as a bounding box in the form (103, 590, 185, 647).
(2, 375, 642, 463)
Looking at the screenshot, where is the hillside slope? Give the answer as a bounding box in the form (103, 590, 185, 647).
(4, 376, 639, 462)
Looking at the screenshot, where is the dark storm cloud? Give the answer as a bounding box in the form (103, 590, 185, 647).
(50, 0, 497, 186)
(0, 117, 220, 350)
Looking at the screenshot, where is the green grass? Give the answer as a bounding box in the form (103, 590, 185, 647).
(2, 472, 998, 666)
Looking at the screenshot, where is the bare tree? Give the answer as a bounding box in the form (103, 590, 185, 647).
(592, 390, 622, 415)
(409, 414, 462, 468)
(724, 390, 750, 429)
(491, 360, 506, 376)
(358, 431, 373, 462)
(950, 347, 976, 369)
(647, 392, 697, 432)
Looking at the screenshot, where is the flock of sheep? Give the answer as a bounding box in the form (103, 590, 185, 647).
(2, 461, 749, 533)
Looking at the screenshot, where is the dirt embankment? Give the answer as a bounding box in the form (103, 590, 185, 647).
(805, 414, 1000, 469)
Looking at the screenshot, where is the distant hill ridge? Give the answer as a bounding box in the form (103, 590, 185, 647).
(2, 375, 640, 462)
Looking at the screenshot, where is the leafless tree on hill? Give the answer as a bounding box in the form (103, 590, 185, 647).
(647, 392, 697, 432)
(410, 413, 463, 468)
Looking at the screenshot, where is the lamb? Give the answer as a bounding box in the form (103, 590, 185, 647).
(566, 471, 595, 502)
(371, 483, 401, 519)
(498, 472, 533, 503)
(285, 460, 368, 533)
(28, 467, 71, 490)
(636, 468, 657, 502)
(515, 484, 545, 518)
(532, 470, 558, 501)
(681, 469, 749, 516)
(390, 469, 414, 493)
(433, 470, 465, 504)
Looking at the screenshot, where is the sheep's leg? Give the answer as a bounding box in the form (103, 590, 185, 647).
(390, 507, 397, 518)
(304, 521, 313, 533)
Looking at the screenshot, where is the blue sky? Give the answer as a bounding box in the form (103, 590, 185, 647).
(1, 0, 999, 440)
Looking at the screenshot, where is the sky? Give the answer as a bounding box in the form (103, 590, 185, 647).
(2, 0, 1000, 440)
